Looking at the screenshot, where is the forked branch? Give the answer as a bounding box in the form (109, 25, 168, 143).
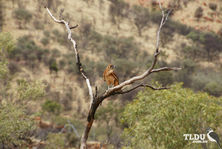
(118, 84, 169, 94)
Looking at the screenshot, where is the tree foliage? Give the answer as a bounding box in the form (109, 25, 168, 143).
(0, 32, 14, 60)
(42, 99, 62, 115)
(0, 103, 35, 147)
(121, 84, 222, 149)
(131, 5, 150, 36)
(13, 8, 32, 29)
(0, 32, 14, 99)
(16, 79, 46, 101)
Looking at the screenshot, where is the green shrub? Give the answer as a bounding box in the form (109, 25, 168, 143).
(0, 61, 8, 79)
(160, 18, 192, 36)
(114, 58, 137, 79)
(132, 5, 150, 36)
(45, 131, 79, 149)
(121, 84, 222, 149)
(0, 32, 14, 59)
(51, 48, 61, 57)
(8, 61, 20, 74)
(95, 61, 107, 76)
(0, 32, 14, 98)
(80, 21, 92, 36)
(191, 72, 209, 91)
(13, 8, 32, 29)
(33, 20, 44, 29)
(174, 59, 196, 87)
(186, 32, 221, 61)
(45, 133, 66, 149)
(0, 103, 35, 147)
(108, 0, 129, 23)
(194, 7, 203, 19)
(150, 11, 162, 24)
(52, 29, 69, 46)
(16, 79, 46, 101)
(49, 58, 58, 73)
(103, 35, 138, 59)
(42, 99, 61, 114)
(59, 59, 66, 69)
(209, 3, 217, 11)
(191, 70, 222, 96)
(65, 132, 80, 147)
(187, 31, 200, 41)
(61, 91, 73, 111)
(9, 36, 47, 67)
(43, 30, 51, 38)
(52, 29, 60, 37)
(203, 33, 222, 61)
(204, 82, 222, 97)
(181, 45, 204, 61)
(153, 72, 173, 86)
(65, 54, 78, 75)
(41, 37, 49, 46)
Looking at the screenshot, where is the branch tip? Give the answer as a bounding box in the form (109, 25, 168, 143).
(70, 24, 79, 29)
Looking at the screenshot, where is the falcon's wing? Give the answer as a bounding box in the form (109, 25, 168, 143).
(111, 71, 119, 81)
(209, 132, 220, 143)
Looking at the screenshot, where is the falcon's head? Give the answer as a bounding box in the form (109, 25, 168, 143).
(107, 64, 116, 70)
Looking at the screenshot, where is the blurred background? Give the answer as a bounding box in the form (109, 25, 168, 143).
(0, 0, 222, 148)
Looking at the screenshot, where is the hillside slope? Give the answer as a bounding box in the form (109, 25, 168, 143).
(1, 0, 222, 147)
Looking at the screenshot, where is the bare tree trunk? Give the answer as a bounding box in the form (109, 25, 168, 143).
(80, 119, 94, 149)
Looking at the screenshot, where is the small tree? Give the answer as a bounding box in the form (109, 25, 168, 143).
(132, 5, 150, 36)
(0, 33, 44, 148)
(0, 104, 35, 148)
(16, 79, 46, 101)
(194, 7, 203, 20)
(13, 8, 32, 29)
(121, 84, 222, 149)
(108, 0, 129, 24)
(0, 32, 14, 100)
(209, 3, 217, 11)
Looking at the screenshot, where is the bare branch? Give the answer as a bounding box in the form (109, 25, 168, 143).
(46, 8, 94, 105)
(156, 0, 172, 52)
(151, 67, 182, 73)
(70, 24, 79, 30)
(102, 4, 178, 95)
(117, 83, 169, 94)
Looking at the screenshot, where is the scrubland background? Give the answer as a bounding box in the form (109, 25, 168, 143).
(1, 0, 222, 148)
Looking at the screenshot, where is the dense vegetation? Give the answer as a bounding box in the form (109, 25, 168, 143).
(121, 84, 222, 149)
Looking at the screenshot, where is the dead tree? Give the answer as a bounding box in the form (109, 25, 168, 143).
(46, 1, 180, 148)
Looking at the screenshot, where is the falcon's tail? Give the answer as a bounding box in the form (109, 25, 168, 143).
(114, 80, 122, 92)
